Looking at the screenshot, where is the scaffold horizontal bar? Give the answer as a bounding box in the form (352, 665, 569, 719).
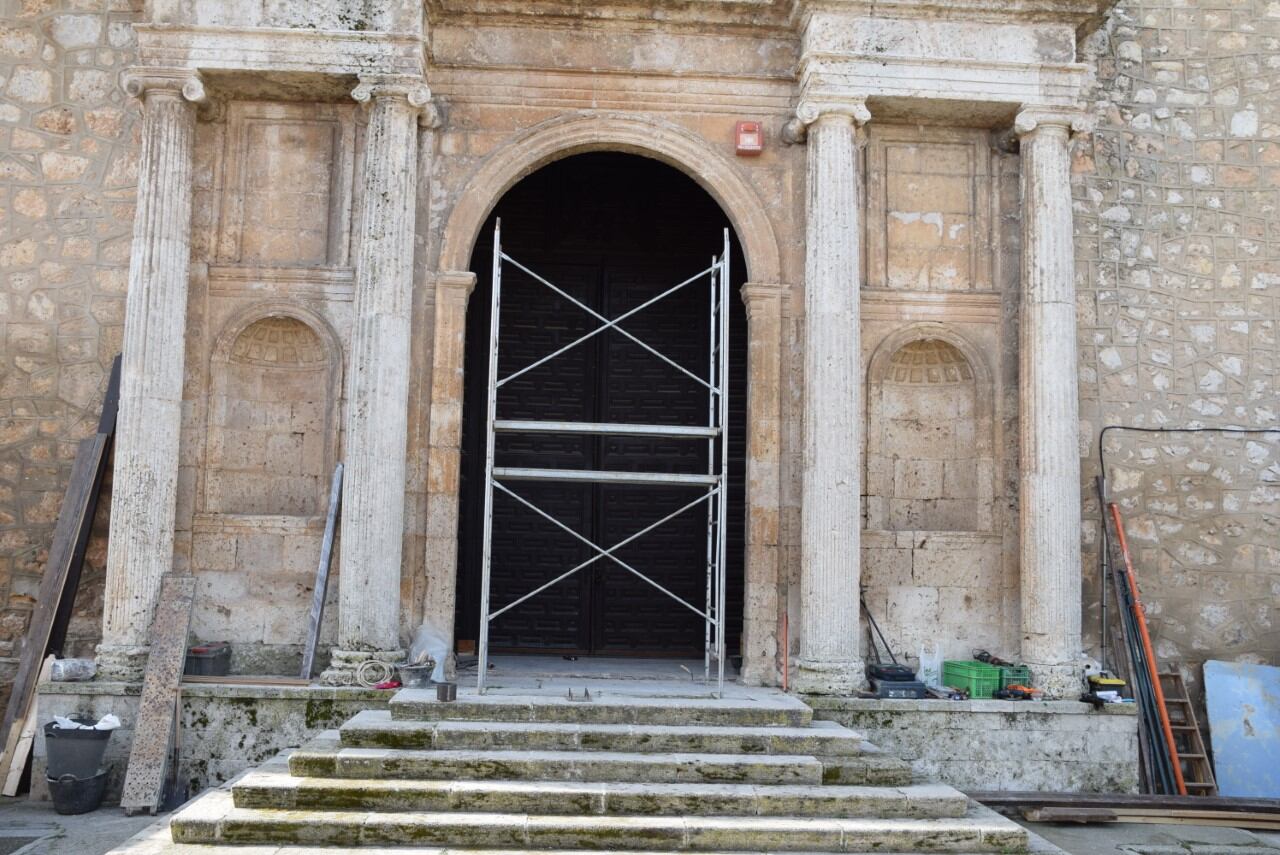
(493, 420, 719, 439)
(492, 467, 719, 486)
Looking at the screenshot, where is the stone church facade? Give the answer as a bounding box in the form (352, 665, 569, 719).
(2, 0, 1278, 770)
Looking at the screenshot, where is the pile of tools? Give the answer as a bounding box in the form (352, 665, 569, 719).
(1100, 480, 1188, 795)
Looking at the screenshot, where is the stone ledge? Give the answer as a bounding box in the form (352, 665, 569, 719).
(805, 696, 1137, 716)
(39, 680, 386, 701)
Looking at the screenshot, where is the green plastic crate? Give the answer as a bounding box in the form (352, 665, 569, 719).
(999, 665, 1031, 689)
(942, 660, 1002, 699)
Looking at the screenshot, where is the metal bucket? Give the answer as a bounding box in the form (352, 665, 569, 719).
(397, 664, 434, 689)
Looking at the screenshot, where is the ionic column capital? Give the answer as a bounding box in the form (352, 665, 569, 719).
(121, 67, 207, 104)
(1014, 106, 1093, 138)
(783, 98, 870, 144)
(353, 74, 440, 127)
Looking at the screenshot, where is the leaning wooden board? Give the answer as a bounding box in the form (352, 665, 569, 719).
(0, 434, 109, 785)
(1, 655, 54, 796)
(120, 575, 196, 815)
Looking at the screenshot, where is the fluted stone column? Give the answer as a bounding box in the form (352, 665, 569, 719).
(322, 76, 434, 684)
(794, 100, 870, 695)
(97, 69, 205, 681)
(1015, 108, 1086, 697)
(740, 282, 784, 686)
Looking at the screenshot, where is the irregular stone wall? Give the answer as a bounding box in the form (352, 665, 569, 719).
(0, 0, 141, 711)
(1075, 0, 1280, 708)
(809, 697, 1140, 794)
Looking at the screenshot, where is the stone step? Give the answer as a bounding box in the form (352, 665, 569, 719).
(233, 766, 965, 819)
(290, 743, 826, 786)
(172, 790, 1030, 852)
(387, 688, 813, 728)
(341, 709, 868, 755)
(291, 731, 914, 788)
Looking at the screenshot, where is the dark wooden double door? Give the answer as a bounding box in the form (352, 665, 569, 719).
(456, 154, 745, 657)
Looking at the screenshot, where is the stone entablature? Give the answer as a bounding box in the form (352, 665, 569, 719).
(89, 0, 1111, 693)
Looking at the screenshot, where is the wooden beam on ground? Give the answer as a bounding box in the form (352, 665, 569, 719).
(972, 791, 1280, 814)
(300, 463, 342, 680)
(120, 575, 196, 816)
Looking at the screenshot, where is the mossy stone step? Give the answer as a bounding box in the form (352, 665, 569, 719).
(387, 688, 813, 727)
(172, 791, 1029, 852)
(289, 744, 825, 785)
(340, 710, 867, 755)
(232, 768, 966, 819)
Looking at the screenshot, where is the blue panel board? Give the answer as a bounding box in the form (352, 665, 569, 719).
(1203, 659, 1280, 797)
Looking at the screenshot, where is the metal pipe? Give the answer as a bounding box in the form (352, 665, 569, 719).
(477, 220, 503, 695)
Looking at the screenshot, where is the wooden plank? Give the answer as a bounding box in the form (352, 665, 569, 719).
(1, 656, 54, 796)
(120, 575, 196, 816)
(0, 434, 108, 785)
(971, 791, 1280, 813)
(1023, 807, 1117, 823)
(97, 355, 122, 435)
(300, 463, 342, 680)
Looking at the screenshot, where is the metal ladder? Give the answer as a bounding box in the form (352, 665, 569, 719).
(477, 221, 732, 697)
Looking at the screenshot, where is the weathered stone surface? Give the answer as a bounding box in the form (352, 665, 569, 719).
(810, 697, 1140, 794)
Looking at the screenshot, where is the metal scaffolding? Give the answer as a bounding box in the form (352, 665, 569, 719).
(477, 221, 732, 696)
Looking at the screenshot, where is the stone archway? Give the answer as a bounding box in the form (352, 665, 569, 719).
(422, 113, 786, 685)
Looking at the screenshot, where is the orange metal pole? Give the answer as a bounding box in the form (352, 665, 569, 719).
(1109, 502, 1187, 796)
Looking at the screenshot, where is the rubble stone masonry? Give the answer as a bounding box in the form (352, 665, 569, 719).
(1076, 0, 1280, 706)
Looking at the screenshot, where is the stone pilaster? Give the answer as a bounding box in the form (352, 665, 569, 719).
(794, 99, 870, 695)
(740, 282, 784, 686)
(322, 75, 434, 684)
(420, 270, 477, 678)
(1015, 108, 1088, 698)
(97, 69, 205, 681)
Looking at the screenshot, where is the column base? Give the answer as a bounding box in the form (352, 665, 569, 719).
(95, 643, 150, 682)
(1026, 661, 1088, 699)
(319, 648, 406, 687)
(793, 657, 867, 695)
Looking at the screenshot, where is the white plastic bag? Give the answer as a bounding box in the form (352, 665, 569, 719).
(52, 713, 120, 731)
(409, 622, 449, 683)
(917, 643, 943, 689)
(49, 658, 96, 682)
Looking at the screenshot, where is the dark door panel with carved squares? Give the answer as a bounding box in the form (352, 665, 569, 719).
(456, 153, 746, 657)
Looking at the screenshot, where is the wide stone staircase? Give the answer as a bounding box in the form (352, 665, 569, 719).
(153, 687, 1053, 853)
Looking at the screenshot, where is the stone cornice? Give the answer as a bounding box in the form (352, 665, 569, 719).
(134, 24, 424, 79)
(794, 0, 1114, 30)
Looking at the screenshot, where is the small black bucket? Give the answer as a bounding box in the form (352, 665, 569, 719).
(47, 770, 108, 815)
(44, 718, 111, 779)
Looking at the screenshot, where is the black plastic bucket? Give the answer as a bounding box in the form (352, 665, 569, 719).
(47, 770, 108, 815)
(44, 718, 111, 780)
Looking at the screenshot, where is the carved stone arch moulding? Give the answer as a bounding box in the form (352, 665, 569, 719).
(865, 322, 998, 533)
(204, 302, 345, 518)
(436, 112, 783, 285)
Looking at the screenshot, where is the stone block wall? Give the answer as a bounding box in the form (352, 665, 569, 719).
(0, 0, 141, 711)
(1075, 0, 1280, 708)
(34, 681, 387, 802)
(809, 697, 1140, 794)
